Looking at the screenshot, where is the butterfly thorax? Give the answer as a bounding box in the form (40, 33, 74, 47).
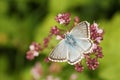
(65, 34, 76, 46)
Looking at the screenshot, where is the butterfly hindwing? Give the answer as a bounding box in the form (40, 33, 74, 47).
(76, 38, 93, 53)
(66, 42, 84, 65)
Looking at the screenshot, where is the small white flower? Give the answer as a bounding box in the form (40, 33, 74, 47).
(93, 43, 97, 50)
(58, 14, 62, 17)
(29, 45, 35, 50)
(97, 29, 103, 34)
(33, 51, 39, 56)
(95, 37, 102, 43)
(93, 23, 99, 30)
(59, 19, 65, 24)
(56, 35, 62, 40)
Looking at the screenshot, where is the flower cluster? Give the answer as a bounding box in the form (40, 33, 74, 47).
(31, 62, 78, 80)
(90, 23, 104, 44)
(31, 62, 43, 80)
(31, 62, 61, 80)
(50, 26, 60, 35)
(90, 23, 104, 59)
(93, 44, 103, 58)
(55, 13, 71, 25)
(86, 57, 99, 70)
(82, 22, 104, 71)
(26, 42, 42, 60)
(74, 63, 84, 72)
(50, 26, 66, 40)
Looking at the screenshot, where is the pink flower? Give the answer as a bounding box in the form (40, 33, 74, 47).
(86, 58, 99, 70)
(95, 37, 102, 43)
(26, 50, 35, 60)
(93, 43, 98, 50)
(74, 63, 84, 72)
(26, 42, 42, 60)
(44, 57, 50, 63)
(90, 22, 104, 44)
(96, 52, 104, 58)
(74, 16, 80, 23)
(30, 42, 42, 51)
(55, 13, 71, 25)
(93, 44, 103, 58)
(26, 50, 39, 60)
(43, 38, 49, 47)
(97, 29, 103, 34)
(50, 26, 60, 35)
(69, 73, 78, 80)
(31, 62, 43, 80)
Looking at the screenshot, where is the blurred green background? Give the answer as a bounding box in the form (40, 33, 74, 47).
(0, 0, 120, 80)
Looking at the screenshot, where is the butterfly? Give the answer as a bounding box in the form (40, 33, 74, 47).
(48, 21, 93, 65)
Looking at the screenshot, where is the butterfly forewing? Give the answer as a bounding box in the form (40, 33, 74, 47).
(48, 40, 68, 62)
(70, 21, 90, 39)
(70, 21, 93, 53)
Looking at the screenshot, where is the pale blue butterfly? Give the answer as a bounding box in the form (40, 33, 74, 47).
(48, 21, 93, 65)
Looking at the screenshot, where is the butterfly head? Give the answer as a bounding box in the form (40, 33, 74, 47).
(64, 32, 70, 37)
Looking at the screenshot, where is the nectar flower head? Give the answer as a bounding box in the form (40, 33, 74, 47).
(74, 16, 80, 25)
(50, 26, 60, 35)
(90, 22, 104, 44)
(43, 38, 50, 47)
(74, 63, 84, 72)
(26, 50, 39, 60)
(26, 50, 35, 60)
(44, 57, 50, 63)
(30, 42, 42, 51)
(93, 44, 103, 58)
(26, 42, 42, 60)
(31, 62, 43, 80)
(86, 58, 99, 70)
(55, 13, 71, 25)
